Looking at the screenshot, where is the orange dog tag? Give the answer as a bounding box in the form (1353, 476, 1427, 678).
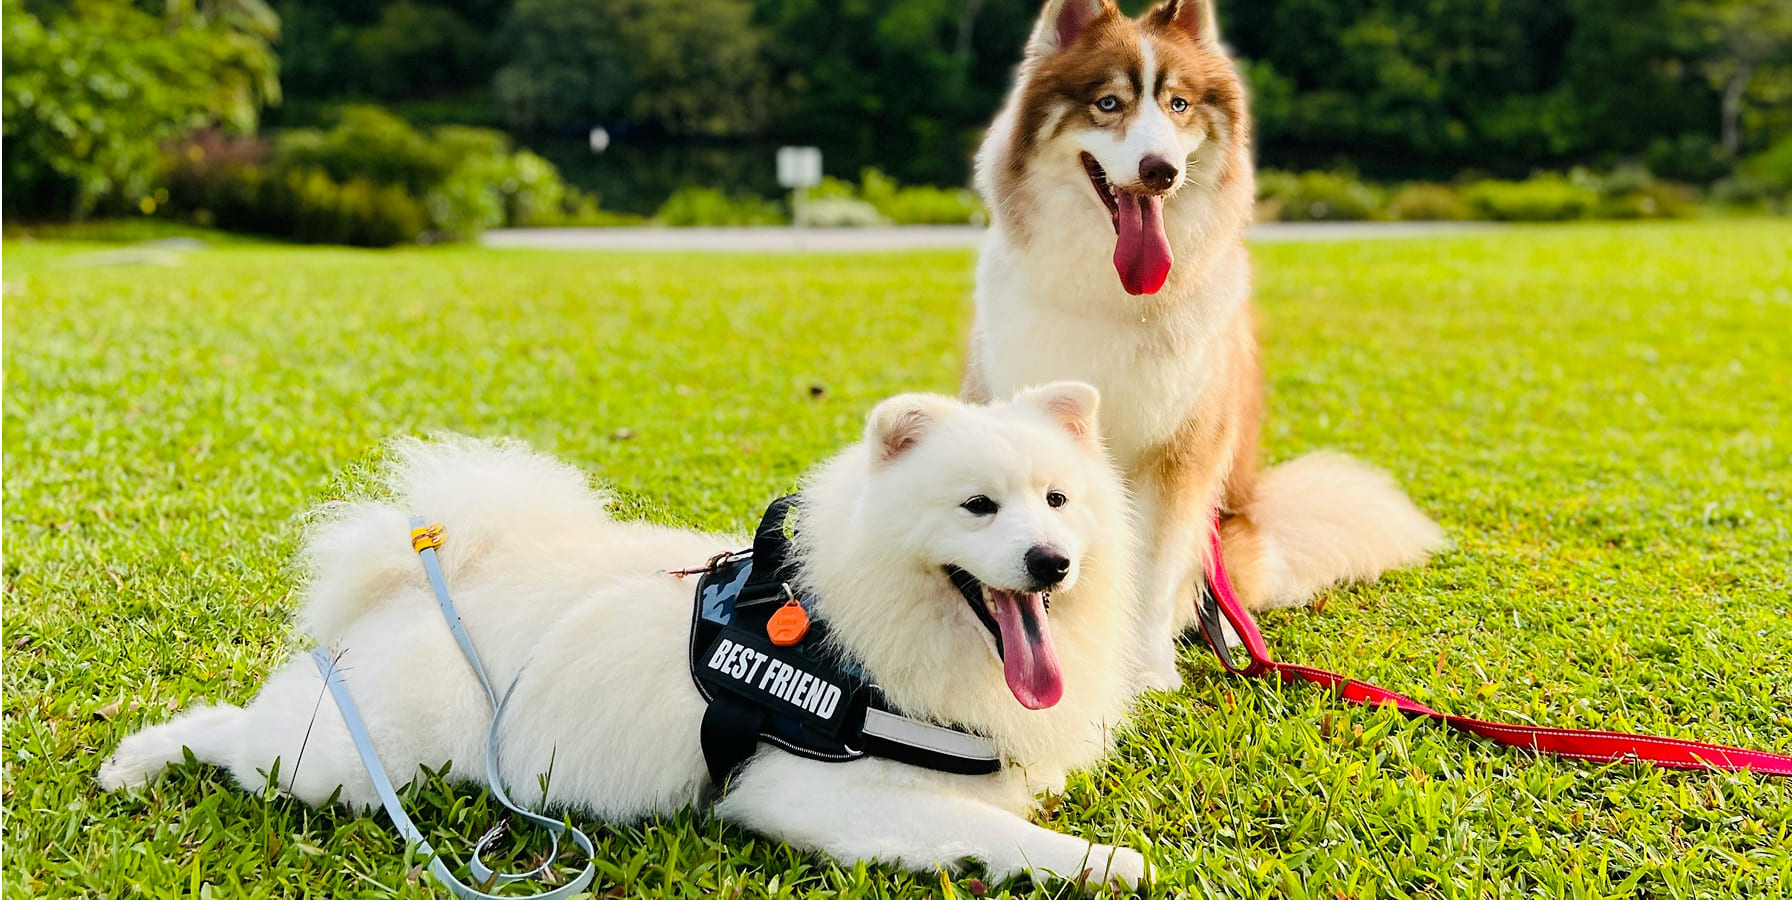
(767, 598, 810, 647)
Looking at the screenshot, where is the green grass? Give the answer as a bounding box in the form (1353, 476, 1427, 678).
(5, 220, 1791, 898)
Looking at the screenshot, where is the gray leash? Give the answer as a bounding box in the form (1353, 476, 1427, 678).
(310, 515, 597, 899)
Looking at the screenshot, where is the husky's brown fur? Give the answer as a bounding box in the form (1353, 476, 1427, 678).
(967, 0, 1443, 686)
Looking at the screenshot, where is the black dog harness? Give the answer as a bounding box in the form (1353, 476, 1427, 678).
(687, 496, 1003, 786)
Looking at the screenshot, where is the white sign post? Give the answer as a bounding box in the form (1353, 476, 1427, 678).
(777, 146, 823, 231)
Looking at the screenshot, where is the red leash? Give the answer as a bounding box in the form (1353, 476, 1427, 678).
(1195, 525, 1792, 776)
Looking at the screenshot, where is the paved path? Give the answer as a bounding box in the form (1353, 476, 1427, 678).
(480, 221, 1498, 252)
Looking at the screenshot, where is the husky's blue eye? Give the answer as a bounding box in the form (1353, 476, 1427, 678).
(1095, 95, 1121, 112)
(1170, 97, 1190, 113)
(961, 495, 999, 516)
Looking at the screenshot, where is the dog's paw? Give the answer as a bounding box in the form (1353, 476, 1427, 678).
(96, 751, 155, 792)
(1132, 641, 1184, 695)
(1085, 843, 1151, 889)
(1132, 664, 1184, 695)
(95, 756, 131, 792)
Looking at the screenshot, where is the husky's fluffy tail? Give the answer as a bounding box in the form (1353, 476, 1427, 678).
(299, 436, 611, 643)
(1220, 452, 1444, 610)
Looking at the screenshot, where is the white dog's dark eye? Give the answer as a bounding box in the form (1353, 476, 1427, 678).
(1170, 97, 1190, 113)
(1046, 490, 1068, 508)
(1095, 95, 1121, 112)
(961, 495, 999, 516)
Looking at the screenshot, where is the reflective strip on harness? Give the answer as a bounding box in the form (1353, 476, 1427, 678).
(862, 708, 1000, 762)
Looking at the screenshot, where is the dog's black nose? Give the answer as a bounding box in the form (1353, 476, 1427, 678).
(1138, 156, 1178, 193)
(1025, 545, 1071, 588)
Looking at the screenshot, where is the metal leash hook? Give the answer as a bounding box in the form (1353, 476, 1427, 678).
(1193, 585, 1254, 676)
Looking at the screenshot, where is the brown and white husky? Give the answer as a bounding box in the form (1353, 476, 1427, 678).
(964, 0, 1444, 690)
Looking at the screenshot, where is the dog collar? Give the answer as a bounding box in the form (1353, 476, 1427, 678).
(686, 495, 1003, 787)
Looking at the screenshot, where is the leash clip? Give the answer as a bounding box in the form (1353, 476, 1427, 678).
(1195, 586, 1254, 675)
(411, 523, 445, 552)
(476, 820, 508, 847)
(666, 549, 750, 578)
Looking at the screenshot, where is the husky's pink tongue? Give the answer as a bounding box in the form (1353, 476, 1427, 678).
(1113, 190, 1173, 296)
(988, 589, 1063, 709)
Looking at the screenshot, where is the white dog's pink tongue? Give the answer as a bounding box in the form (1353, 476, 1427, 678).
(1113, 190, 1173, 296)
(989, 589, 1063, 709)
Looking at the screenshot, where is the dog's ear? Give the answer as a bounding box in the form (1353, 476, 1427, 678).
(1015, 381, 1101, 446)
(1149, 0, 1221, 46)
(866, 394, 956, 465)
(1028, 0, 1112, 56)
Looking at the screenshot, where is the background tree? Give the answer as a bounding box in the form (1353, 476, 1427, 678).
(1225, 0, 1719, 172)
(7, 0, 1791, 224)
(749, 0, 1033, 183)
(274, 0, 503, 107)
(257, 0, 1792, 183)
(2, 0, 280, 218)
(1686, 0, 1792, 157)
(494, 0, 769, 136)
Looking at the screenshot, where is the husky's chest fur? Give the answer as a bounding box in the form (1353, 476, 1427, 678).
(972, 210, 1251, 468)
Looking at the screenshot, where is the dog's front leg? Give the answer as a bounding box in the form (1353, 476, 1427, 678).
(1133, 484, 1200, 692)
(716, 753, 1148, 888)
(1132, 436, 1232, 693)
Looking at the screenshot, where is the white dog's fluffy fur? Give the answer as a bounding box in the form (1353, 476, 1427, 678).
(100, 384, 1150, 886)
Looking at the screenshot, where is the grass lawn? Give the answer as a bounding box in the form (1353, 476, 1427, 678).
(5, 219, 1790, 898)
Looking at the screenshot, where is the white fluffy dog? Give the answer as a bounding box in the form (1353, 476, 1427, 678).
(100, 383, 1149, 887)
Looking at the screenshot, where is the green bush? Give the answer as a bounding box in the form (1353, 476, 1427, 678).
(504, 151, 577, 226)
(655, 187, 786, 226)
(425, 126, 530, 237)
(284, 169, 429, 246)
(1571, 165, 1696, 220)
(807, 175, 860, 202)
(2, 0, 278, 220)
(795, 197, 890, 227)
(1255, 169, 1700, 224)
(1256, 170, 1384, 221)
(167, 151, 429, 247)
(802, 169, 983, 225)
(165, 107, 621, 243)
(856, 169, 984, 225)
(1734, 136, 1792, 206)
(274, 108, 564, 238)
(1710, 175, 1789, 214)
(1593, 182, 1697, 219)
(427, 127, 615, 231)
(274, 107, 452, 197)
(549, 193, 649, 227)
(1462, 175, 1599, 221)
(1643, 134, 1728, 184)
(1385, 183, 1471, 221)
